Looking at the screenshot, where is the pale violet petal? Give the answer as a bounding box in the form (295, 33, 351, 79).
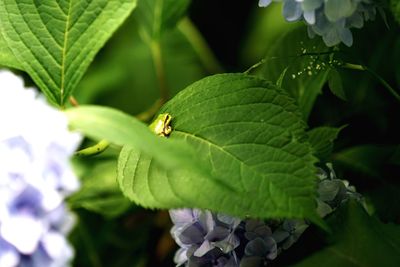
(1, 215, 44, 254)
(194, 240, 214, 257)
(338, 26, 353, 47)
(0, 239, 19, 267)
(282, 0, 303, 22)
(169, 209, 196, 226)
(173, 248, 188, 266)
(303, 10, 316, 24)
(301, 0, 323, 12)
(322, 28, 341, 47)
(258, 0, 272, 7)
(41, 231, 73, 261)
(324, 0, 357, 22)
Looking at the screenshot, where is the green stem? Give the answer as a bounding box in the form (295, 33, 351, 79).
(74, 98, 162, 157)
(75, 139, 110, 157)
(135, 98, 163, 122)
(78, 221, 103, 267)
(150, 40, 169, 102)
(244, 58, 267, 74)
(342, 63, 400, 103)
(342, 63, 366, 71)
(244, 50, 338, 74)
(178, 17, 224, 74)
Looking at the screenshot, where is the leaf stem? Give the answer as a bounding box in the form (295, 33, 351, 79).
(244, 58, 267, 74)
(135, 98, 163, 122)
(341, 63, 400, 103)
(244, 50, 337, 74)
(73, 99, 161, 157)
(75, 139, 110, 157)
(178, 17, 224, 74)
(150, 40, 169, 103)
(342, 63, 366, 71)
(69, 96, 79, 107)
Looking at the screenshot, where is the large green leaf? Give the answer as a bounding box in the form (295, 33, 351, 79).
(293, 200, 400, 267)
(135, 0, 190, 40)
(0, 31, 21, 70)
(261, 26, 332, 120)
(118, 73, 322, 223)
(307, 126, 344, 162)
(0, 0, 137, 105)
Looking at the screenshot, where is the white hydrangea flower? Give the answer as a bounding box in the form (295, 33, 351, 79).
(0, 70, 81, 267)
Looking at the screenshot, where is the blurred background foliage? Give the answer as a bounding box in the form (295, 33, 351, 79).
(67, 0, 400, 266)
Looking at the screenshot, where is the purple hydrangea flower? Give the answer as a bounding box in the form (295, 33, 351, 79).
(0, 70, 81, 266)
(240, 220, 277, 267)
(169, 209, 241, 266)
(316, 164, 364, 217)
(259, 0, 377, 46)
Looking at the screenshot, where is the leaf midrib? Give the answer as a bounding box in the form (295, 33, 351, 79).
(60, 0, 72, 104)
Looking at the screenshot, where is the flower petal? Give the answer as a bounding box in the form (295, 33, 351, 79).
(1, 215, 44, 254)
(283, 0, 303, 22)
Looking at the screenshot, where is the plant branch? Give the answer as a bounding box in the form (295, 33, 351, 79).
(178, 17, 224, 74)
(342, 63, 400, 103)
(150, 40, 169, 103)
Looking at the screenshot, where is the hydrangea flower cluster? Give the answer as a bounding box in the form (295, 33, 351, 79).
(0, 70, 81, 266)
(169, 165, 364, 267)
(258, 0, 378, 47)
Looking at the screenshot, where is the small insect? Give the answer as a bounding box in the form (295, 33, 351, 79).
(148, 113, 173, 137)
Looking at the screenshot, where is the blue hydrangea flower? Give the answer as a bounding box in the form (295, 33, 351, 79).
(240, 220, 277, 267)
(316, 164, 364, 217)
(259, 0, 377, 46)
(169, 209, 241, 266)
(0, 70, 81, 266)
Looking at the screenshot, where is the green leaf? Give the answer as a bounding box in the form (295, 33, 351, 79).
(307, 126, 345, 161)
(261, 26, 332, 120)
(328, 68, 347, 101)
(0, 31, 21, 70)
(135, 0, 190, 40)
(119, 73, 322, 223)
(69, 159, 132, 218)
(391, 0, 400, 25)
(292, 200, 400, 267)
(333, 145, 397, 178)
(0, 0, 137, 105)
